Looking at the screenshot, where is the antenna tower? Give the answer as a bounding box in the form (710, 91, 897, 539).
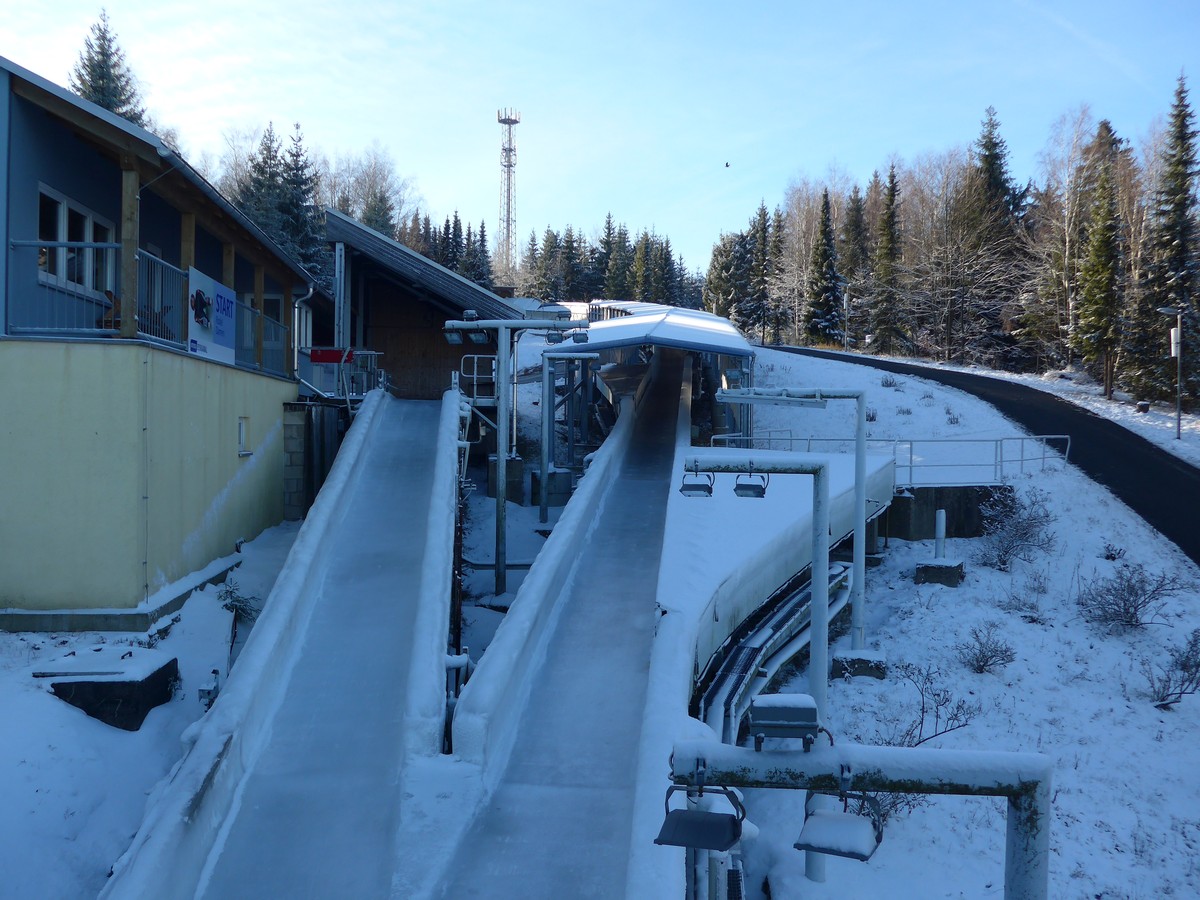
(497, 108, 520, 278)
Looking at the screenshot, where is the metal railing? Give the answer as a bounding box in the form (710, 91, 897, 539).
(298, 348, 386, 397)
(9, 240, 290, 375)
(458, 354, 497, 404)
(8, 241, 122, 335)
(713, 432, 1071, 487)
(136, 252, 185, 347)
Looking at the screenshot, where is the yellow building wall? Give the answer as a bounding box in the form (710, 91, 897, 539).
(0, 341, 297, 611)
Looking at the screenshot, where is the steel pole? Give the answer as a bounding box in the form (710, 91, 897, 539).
(540, 356, 553, 524)
(495, 326, 510, 595)
(850, 393, 867, 649)
(1177, 312, 1183, 441)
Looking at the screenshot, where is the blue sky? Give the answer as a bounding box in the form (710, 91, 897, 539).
(3, 1, 1198, 272)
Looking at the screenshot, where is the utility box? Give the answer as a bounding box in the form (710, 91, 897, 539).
(747, 693, 820, 740)
(487, 454, 524, 503)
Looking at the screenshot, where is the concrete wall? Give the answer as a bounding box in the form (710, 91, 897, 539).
(0, 340, 296, 610)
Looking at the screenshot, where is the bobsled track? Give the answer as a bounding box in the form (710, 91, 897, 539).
(103, 347, 890, 899)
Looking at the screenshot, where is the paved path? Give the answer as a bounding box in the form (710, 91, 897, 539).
(195, 397, 442, 899)
(777, 347, 1200, 565)
(437, 350, 685, 899)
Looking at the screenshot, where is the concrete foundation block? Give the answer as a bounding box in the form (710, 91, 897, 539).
(487, 454, 524, 503)
(530, 469, 573, 507)
(832, 648, 888, 679)
(914, 559, 965, 587)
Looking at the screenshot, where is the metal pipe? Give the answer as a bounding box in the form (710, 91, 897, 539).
(850, 393, 867, 651)
(495, 328, 510, 594)
(935, 509, 946, 559)
(540, 357, 553, 524)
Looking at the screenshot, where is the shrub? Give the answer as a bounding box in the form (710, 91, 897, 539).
(1076, 564, 1184, 630)
(217, 578, 262, 623)
(1142, 629, 1200, 708)
(975, 486, 1057, 572)
(955, 621, 1017, 673)
(865, 406, 878, 423)
(861, 663, 982, 823)
(881, 373, 899, 388)
(896, 406, 913, 416)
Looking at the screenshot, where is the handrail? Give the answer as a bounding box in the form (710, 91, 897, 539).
(727, 434, 1071, 487)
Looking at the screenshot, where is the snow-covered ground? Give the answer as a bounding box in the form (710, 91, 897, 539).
(3, 344, 1199, 899)
(0, 521, 299, 899)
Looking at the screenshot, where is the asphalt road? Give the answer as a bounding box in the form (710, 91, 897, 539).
(774, 346, 1200, 567)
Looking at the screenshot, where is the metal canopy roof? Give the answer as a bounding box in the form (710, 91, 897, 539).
(584, 303, 755, 358)
(325, 208, 520, 322)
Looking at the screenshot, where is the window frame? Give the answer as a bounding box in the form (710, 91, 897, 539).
(37, 184, 117, 296)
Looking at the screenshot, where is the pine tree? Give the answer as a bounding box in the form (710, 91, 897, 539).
(69, 10, 147, 127)
(870, 165, 904, 353)
(1073, 162, 1124, 399)
(1135, 75, 1199, 401)
(474, 221, 495, 291)
(605, 225, 633, 300)
(360, 185, 396, 238)
(239, 123, 286, 245)
(803, 190, 844, 344)
(766, 206, 788, 342)
(748, 203, 771, 342)
(278, 125, 326, 281)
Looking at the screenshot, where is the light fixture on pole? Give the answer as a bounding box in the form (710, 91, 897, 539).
(1157, 306, 1183, 440)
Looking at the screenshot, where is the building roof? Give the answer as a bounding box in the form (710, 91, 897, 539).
(324, 208, 520, 321)
(584, 302, 755, 358)
(0, 54, 315, 288)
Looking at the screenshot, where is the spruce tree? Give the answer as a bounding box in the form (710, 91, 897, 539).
(239, 124, 286, 245)
(69, 10, 147, 127)
(803, 190, 845, 344)
(1073, 163, 1124, 399)
(278, 125, 326, 282)
(1153, 75, 1198, 397)
(474, 221, 495, 291)
(870, 165, 903, 354)
(360, 185, 396, 238)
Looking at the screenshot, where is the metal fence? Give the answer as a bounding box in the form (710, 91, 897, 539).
(136, 252, 186, 347)
(713, 431, 1071, 487)
(8, 241, 122, 335)
(9, 240, 290, 376)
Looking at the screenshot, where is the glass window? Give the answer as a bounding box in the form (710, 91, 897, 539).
(37, 187, 114, 293)
(92, 222, 112, 291)
(38, 193, 61, 276)
(66, 208, 86, 285)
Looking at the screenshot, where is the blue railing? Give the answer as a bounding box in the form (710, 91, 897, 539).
(9, 241, 290, 377)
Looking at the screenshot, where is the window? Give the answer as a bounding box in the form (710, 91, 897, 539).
(238, 417, 252, 457)
(38, 186, 115, 294)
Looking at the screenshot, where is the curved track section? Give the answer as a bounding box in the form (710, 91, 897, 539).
(779, 347, 1200, 565)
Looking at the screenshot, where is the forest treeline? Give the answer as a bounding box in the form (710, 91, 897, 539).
(710, 84, 1198, 403)
(69, 12, 1196, 402)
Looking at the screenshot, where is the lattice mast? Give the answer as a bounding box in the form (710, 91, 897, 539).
(497, 109, 520, 278)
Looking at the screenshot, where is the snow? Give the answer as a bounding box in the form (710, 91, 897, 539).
(5, 347, 1200, 898)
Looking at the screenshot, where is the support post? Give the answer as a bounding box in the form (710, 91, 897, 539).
(333, 241, 347, 348)
(119, 163, 139, 338)
(496, 327, 511, 595)
(1005, 779, 1051, 900)
(850, 392, 867, 650)
(566, 359, 576, 468)
(254, 265, 265, 369)
(180, 212, 195, 341)
(540, 356, 553, 524)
